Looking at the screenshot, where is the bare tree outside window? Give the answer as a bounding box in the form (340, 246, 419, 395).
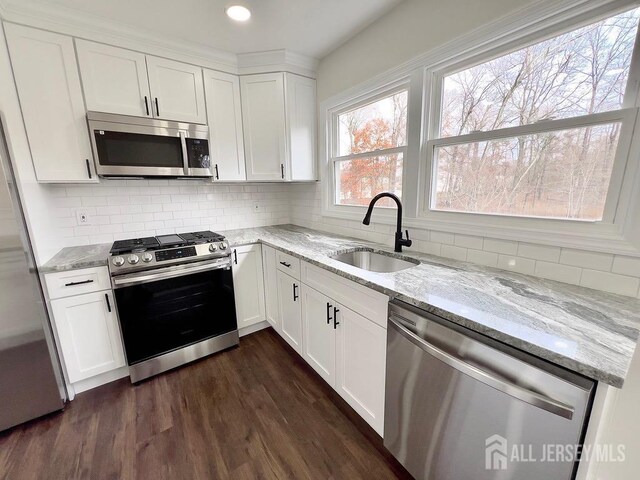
(433, 8, 640, 220)
(335, 90, 408, 207)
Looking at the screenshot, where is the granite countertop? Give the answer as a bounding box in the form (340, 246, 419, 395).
(41, 224, 640, 388)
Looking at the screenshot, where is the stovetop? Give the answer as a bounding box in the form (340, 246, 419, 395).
(110, 230, 224, 255)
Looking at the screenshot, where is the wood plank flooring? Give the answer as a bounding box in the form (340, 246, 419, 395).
(0, 328, 411, 480)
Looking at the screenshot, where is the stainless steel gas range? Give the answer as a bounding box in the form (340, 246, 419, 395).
(108, 231, 238, 382)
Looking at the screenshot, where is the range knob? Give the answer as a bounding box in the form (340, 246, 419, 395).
(127, 254, 140, 265)
(219, 242, 227, 250)
(112, 256, 125, 267)
(209, 243, 218, 252)
(142, 252, 153, 263)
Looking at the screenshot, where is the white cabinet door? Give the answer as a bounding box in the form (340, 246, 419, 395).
(76, 40, 151, 117)
(204, 69, 246, 181)
(277, 270, 302, 353)
(301, 284, 335, 385)
(241, 73, 287, 181)
(51, 291, 125, 383)
(285, 73, 316, 181)
(335, 305, 387, 435)
(4, 24, 96, 183)
(262, 245, 280, 332)
(232, 244, 266, 329)
(146, 56, 206, 124)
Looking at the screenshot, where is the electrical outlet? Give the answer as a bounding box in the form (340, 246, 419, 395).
(76, 209, 92, 225)
(252, 201, 262, 213)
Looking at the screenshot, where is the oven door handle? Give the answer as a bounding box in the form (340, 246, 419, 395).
(112, 261, 229, 288)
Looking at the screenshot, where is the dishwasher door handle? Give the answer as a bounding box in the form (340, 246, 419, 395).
(389, 316, 575, 420)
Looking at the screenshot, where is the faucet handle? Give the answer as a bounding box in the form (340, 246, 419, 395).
(405, 230, 410, 240)
(404, 230, 413, 248)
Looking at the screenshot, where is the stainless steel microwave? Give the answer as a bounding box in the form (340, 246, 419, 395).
(87, 111, 212, 178)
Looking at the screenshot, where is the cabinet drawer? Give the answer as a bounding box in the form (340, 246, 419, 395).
(276, 250, 301, 279)
(45, 266, 111, 299)
(301, 261, 388, 329)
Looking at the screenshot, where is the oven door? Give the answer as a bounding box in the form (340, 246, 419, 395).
(112, 261, 237, 365)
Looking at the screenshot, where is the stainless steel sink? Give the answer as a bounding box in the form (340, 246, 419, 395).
(329, 249, 419, 273)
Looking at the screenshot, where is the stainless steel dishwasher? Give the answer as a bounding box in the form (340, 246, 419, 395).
(384, 301, 595, 480)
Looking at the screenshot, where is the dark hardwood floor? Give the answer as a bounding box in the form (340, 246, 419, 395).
(0, 328, 411, 480)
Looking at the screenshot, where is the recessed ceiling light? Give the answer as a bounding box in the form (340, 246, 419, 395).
(226, 5, 251, 22)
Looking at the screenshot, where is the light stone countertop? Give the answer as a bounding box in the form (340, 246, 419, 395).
(41, 224, 640, 388)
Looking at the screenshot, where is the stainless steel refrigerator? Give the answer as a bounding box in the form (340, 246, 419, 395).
(0, 118, 65, 431)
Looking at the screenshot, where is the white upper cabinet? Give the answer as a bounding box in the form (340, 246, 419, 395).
(285, 74, 316, 181)
(241, 72, 317, 182)
(4, 24, 96, 183)
(146, 55, 206, 124)
(203, 69, 246, 181)
(76, 40, 152, 117)
(241, 73, 288, 181)
(76, 41, 206, 124)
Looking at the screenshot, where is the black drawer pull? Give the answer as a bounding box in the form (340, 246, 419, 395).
(214, 164, 219, 180)
(85, 159, 92, 179)
(293, 283, 299, 301)
(64, 279, 94, 287)
(144, 96, 150, 116)
(234, 249, 238, 265)
(333, 306, 340, 329)
(155, 97, 160, 116)
(279, 261, 291, 268)
(327, 302, 333, 324)
(105, 293, 111, 313)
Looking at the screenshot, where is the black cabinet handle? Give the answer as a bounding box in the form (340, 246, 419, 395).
(279, 261, 291, 268)
(85, 159, 92, 179)
(327, 302, 333, 324)
(293, 283, 298, 301)
(155, 97, 160, 116)
(144, 96, 150, 116)
(64, 279, 94, 287)
(214, 164, 219, 180)
(233, 249, 238, 265)
(105, 293, 111, 313)
(281, 163, 285, 179)
(333, 306, 340, 329)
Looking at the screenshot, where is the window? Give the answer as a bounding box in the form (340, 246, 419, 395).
(429, 8, 640, 221)
(332, 89, 408, 207)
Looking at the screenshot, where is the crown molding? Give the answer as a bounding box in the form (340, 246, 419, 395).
(0, 0, 239, 72)
(238, 49, 319, 78)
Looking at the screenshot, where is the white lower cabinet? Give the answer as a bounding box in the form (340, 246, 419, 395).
(335, 306, 387, 435)
(261, 259, 388, 436)
(51, 290, 125, 383)
(301, 284, 336, 385)
(232, 244, 266, 329)
(277, 269, 302, 353)
(262, 245, 280, 332)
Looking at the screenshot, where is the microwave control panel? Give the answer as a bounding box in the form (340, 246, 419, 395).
(186, 138, 210, 169)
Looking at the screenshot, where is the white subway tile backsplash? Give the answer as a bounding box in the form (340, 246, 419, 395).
(431, 231, 455, 245)
(534, 261, 582, 285)
(467, 249, 498, 267)
(518, 243, 562, 262)
(559, 249, 613, 272)
(483, 238, 518, 255)
(441, 245, 467, 261)
(612, 256, 640, 278)
(454, 234, 484, 250)
(497, 255, 536, 275)
(580, 270, 640, 297)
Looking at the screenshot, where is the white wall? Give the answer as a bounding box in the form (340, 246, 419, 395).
(316, 0, 535, 101)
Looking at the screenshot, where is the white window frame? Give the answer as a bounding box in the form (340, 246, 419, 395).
(321, 0, 640, 255)
(324, 78, 413, 220)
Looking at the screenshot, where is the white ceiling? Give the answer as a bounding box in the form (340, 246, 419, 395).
(3, 0, 403, 59)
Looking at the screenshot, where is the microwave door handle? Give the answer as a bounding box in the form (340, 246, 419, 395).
(179, 131, 189, 175)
